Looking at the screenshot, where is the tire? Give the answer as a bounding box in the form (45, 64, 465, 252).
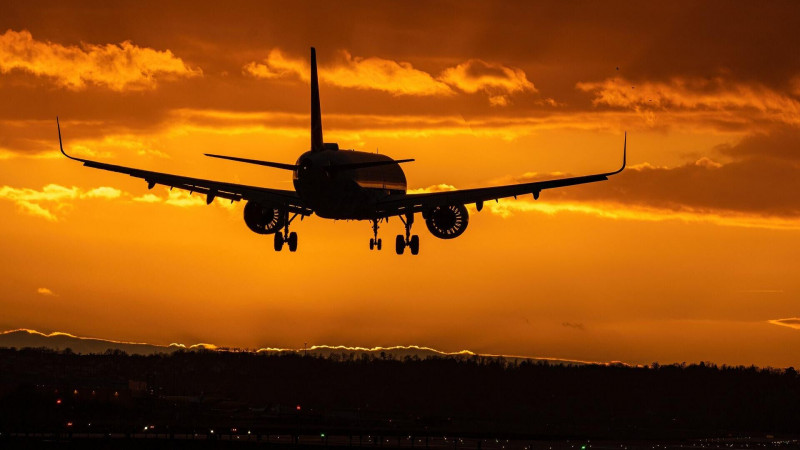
(409, 235, 419, 255)
(288, 231, 298, 252)
(274, 232, 284, 251)
(376, 238, 382, 251)
(370, 238, 375, 250)
(395, 235, 405, 255)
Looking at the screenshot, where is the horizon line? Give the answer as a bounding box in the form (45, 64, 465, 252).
(0, 327, 616, 366)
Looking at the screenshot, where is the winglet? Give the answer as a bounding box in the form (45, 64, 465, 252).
(57, 117, 79, 161)
(606, 131, 626, 175)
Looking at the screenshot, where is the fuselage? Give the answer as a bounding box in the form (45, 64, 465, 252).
(292, 147, 407, 219)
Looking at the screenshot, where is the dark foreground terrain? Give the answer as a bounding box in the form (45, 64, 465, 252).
(0, 347, 798, 447)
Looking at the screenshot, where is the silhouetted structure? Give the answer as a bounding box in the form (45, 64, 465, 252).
(1, 347, 798, 443)
(58, 48, 626, 255)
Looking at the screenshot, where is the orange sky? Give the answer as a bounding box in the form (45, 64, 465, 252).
(1, 1, 799, 367)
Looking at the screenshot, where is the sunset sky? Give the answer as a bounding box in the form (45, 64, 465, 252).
(2, 1, 799, 367)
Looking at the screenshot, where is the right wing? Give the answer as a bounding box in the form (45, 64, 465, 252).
(58, 118, 311, 215)
(376, 133, 626, 217)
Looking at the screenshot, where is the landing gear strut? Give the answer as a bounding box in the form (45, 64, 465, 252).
(274, 211, 299, 252)
(369, 218, 382, 251)
(396, 213, 419, 255)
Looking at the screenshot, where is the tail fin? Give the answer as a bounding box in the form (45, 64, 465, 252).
(310, 47, 323, 151)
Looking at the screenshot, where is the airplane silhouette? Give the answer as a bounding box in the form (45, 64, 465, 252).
(58, 47, 626, 255)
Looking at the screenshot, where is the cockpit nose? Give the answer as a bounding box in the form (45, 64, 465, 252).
(299, 158, 313, 171)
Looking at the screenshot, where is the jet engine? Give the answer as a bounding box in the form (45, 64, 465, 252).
(243, 200, 285, 234)
(424, 204, 469, 239)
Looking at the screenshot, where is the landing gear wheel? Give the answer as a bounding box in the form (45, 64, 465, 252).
(409, 235, 419, 255)
(288, 231, 298, 252)
(395, 235, 405, 255)
(369, 219, 383, 251)
(274, 232, 284, 252)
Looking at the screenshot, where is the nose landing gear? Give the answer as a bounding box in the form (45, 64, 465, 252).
(369, 218, 383, 250)
(274, 211, 299, 252)
(396, 213, 419, 255)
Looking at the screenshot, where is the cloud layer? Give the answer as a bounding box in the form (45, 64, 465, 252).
(767, 318, 800, 330)
(0, 30, 200, 91)
(0, 184, 232, 221)
(577, 77, 800, 126)
(243, 49, 533, 103)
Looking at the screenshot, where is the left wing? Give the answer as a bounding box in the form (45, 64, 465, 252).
(376, 133, 626, 216)
(57, 118, 311, 214)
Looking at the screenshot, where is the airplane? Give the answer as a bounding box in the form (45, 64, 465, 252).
(58, 47, 626, 255)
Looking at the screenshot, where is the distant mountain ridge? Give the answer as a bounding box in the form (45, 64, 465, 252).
(0, 328, 599, 365)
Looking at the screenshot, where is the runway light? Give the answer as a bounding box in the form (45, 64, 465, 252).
(321, 433, 326, 437)
(296, 405, 301, 411)
(56, 399, 62, 404)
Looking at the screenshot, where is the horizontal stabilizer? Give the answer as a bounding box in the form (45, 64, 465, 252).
(206, 153, 414, 173)
(330, 158, 414, 172)
(205, 153, 298, 171)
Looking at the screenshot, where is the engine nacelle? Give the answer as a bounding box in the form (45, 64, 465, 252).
(424, 204, 469, 239)
(243, 200, 285, 234)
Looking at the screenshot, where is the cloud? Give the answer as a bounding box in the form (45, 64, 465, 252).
(576, 77, 800, 126)
(326, 51, 454, 96)
(718, 127, 800, 162)
(83, 187, 123, 199)
(1, 184, 125, 220)
(407, 184, 457, 194)
(0, 184, 81, 220)
(243, 49, 537, 102)
(767, 318, 800, 330)
(242, 48, 305, 80)
(164, 189, 210, 207)
(36, 287, 57, 297)
(0, 29, 201, 91)
(245, 49, 453, 96)
(132, 193, 162, 203)
(439, 59, 536, 105)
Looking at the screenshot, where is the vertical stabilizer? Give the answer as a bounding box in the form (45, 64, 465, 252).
(310, 47, 323, 151)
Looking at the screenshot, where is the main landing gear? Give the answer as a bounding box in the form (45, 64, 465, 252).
(274, 212, 299, 252)
(396, 213, 419, 255)
(369, 218, 382, 251)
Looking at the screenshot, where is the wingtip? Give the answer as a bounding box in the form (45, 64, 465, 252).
(57, 116, 64, 155)
(604, 132, 627, 176)
(620, 131, 627, 172)
(57, 117, 78, 160)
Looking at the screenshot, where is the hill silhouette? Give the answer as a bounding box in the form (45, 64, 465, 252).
(0, 328, 593, 364)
